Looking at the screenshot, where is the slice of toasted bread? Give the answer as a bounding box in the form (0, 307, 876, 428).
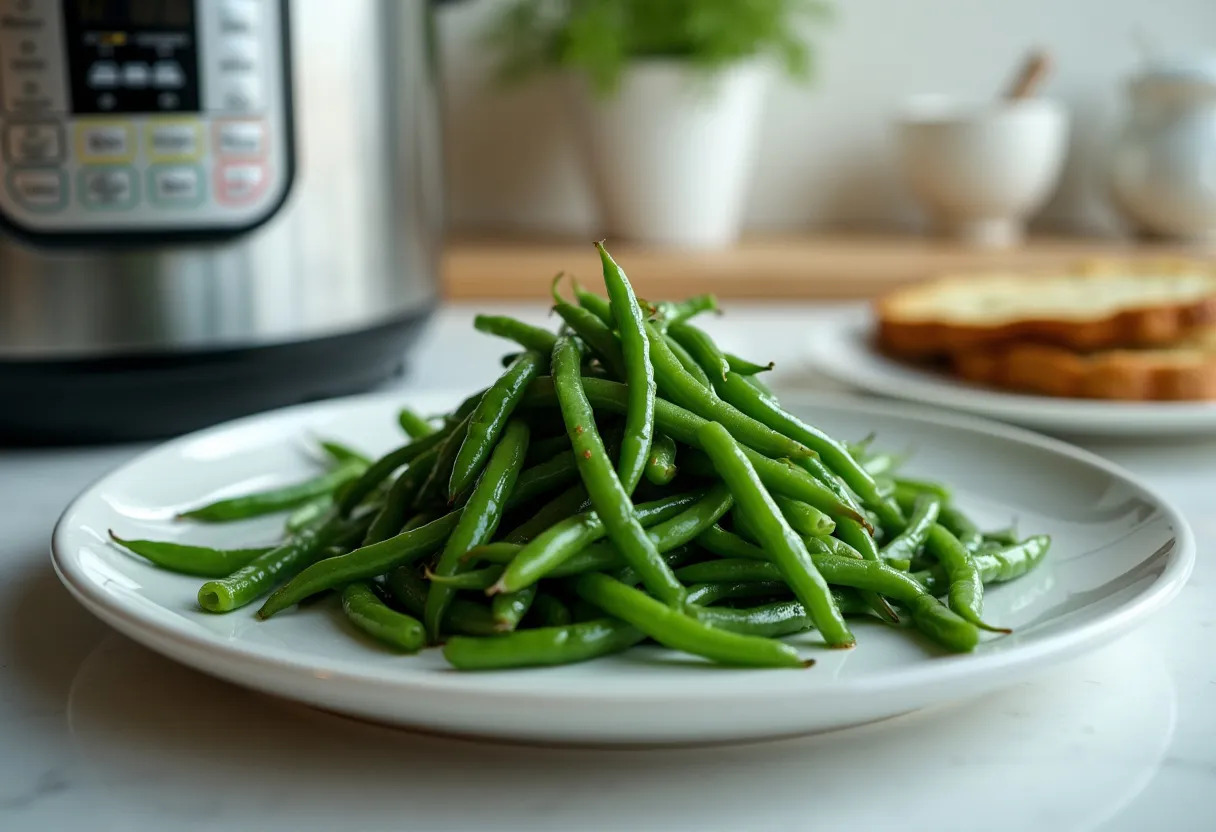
(951, 327, 1216, 400)
(876, 260, 1216, 358)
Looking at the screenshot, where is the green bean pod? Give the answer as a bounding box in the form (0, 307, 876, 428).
(473, 314, 559, 354)
(285, 494, 333, 533)
(449, 352, 544, 501)
(572, 280, 613, 325)
(530, 593, 573, 627)
(573, 573, 810, 669)
(667, 321, 730, 380)
(881, 494, 941, 563)
(396, 407, 437, 439)
(180, 459, 366, 522)
(698, 421, 855, 648)
(256, 512, 461, 618)
(650, 294, 718, 331)
(319, 440, 372, 467)
(552, 282, 628, 379)
(724, 353, 774, 376)
(503, 484, 589, 544)
(665, 335, 715, 388)
(443, 618, 645, 670)
(338, 429, 450, 515)
(424, 419, 531, 641)
(644, 433, 678, 486)
(596, 243, 657, 495)
(925, 524, 1009, 633)
(551, 335, 685, 605)
(361, 443, 442, 545)
(109, 532, 270, 578)
(491, 585, 538, 632)
(341, 581, 426, 652)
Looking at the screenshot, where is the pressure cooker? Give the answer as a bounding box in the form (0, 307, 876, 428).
(0, 0, 444, 441)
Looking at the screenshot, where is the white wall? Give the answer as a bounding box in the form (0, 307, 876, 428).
(438, 0, 1216, 237)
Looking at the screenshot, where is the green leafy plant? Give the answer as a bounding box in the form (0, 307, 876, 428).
(486, 0, 832, 97)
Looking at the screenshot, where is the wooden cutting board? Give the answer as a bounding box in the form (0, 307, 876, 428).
(442, 233, 1215, 300)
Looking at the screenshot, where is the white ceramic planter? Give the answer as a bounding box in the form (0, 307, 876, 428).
(1109, 59, 1216, 240)
(566, 61, 769, 249)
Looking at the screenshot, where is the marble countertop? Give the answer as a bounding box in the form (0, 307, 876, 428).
(2, 304, 1213, 831)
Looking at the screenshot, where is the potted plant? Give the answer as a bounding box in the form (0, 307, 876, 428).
(486, 0, 830, 248)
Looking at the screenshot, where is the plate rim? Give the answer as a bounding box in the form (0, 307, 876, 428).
(51, 389, 1196, 706)
(805, 318, 1216, 434)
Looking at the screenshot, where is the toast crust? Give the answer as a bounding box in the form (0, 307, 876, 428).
(950, 333, 1216, 400)
(876, 260, 1216, 358)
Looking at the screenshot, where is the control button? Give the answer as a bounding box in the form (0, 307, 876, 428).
(149, 165, 204, 206)
(148, 120, 202, 160)
(219, 0, 260, 34)
(217, 162, 266, 204)
(217, 120, 265, 157)
(3, 120, 62, 164)
(7, 167, 65, 212)
(76, 122, 135, 162)
(122, 62, 151, 89)
(79, 166, 137, 210)
(152, 60, 185, 89)
(219, 37, 259, 74)
(218, 78, 263, 112)
(87, 61, 120, 90)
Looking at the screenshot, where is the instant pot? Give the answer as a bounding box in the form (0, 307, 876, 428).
(0, 0, 444, 441)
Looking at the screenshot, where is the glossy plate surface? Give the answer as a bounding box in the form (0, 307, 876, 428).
(806, 318, 1216, 437)
(52, 391, 1194, 743)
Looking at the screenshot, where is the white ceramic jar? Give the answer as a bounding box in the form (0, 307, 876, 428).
(1110, 58, 1216, 240)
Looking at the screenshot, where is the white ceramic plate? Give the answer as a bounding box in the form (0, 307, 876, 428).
(805, 318, 1216, 436)
(52, 391, 1194, 744)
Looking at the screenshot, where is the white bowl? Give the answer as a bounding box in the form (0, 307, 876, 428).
(896, 96, 1070, 247)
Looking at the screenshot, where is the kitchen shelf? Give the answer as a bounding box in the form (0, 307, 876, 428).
(442, 233, 1215, 300)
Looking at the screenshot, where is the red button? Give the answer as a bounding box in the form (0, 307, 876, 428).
(216, 162, 268, 204)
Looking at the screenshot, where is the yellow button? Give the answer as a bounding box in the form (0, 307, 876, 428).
(146, 119, 203, 162)
(75, 121, 136, 164)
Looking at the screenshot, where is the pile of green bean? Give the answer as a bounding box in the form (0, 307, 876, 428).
(110, 243, 1051, 670)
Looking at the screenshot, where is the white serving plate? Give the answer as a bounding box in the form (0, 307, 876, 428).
(52, 391, 1193, 744)
(805, 318, 1216, 437)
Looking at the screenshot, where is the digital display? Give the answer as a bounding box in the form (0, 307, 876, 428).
(72, 0, 194, 30)
(63, 0, 201, 114)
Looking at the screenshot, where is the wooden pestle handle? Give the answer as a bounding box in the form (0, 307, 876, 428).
(1004, 50, 1052, 100)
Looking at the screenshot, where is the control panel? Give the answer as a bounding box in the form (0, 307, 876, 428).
(0, 0, 293, 241)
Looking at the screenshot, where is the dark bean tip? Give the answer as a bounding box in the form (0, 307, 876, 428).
(800, 659, 816, 669)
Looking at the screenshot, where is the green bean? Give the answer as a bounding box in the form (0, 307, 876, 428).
(596, 243, 656, 495)
(689, 602, 816, 638)
(285, 494, 333, 533)
(492, 486, 709, 594)
(473, 314, 558, 354)
(573, 280, 613, 325)
(109, 532, 270, 578)
(319, 440, 372, 467)
(424, 419, 530, 641)
(651, 294, 718, 330)
(530, 593, 573, 627)
(924, 524, 1008, 633)
(725, 353, 774, 376)
(881, 494, 941, 564)
(340, 582, 426, 652)
(338, 429, 450, 515)
(665, 335, 715, 388)
(551, 335, 685, 605)
(698, 421, 854, 648)
(257, 511, 460, 618)
(425, 564, 504, 590)
(361, 443, 442, 546)
(525, 379, 868, 525)
(383, 565, 427, 617)
(645, 328, 814, 462)
(573, 573, 809, 668)
(696, 523, 861, 563)
(914, 535, 1051, 594)
(491, 585, 537, 632)
(256, 506, 459, 617)
(449, 352, 544, 501)
(382, 567, 503, 637)
(445, 599, 501, 636)
(861, 452, 905, 477)
(937, 506, 984, 552)
(200, 512, 367, 613)
(667, 321, 730, 381)
(715, 371, 901, 528)
(644, 433, 678, 486)
(983, 526, 1020, 547)
(771, 494, 835, 537)
(180, 459, 365, 522)
(503, 484, 589, 544)
(396, 407, 437, 439)
(507, 448, 582, 509)
(416, 412, 474, 507)
(685, 580, 793, 606)
(895, 477, 953, 502)
(443, 618, 645, 670)
(473, 489, 700, 575)
(552, 282, 628, 379)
